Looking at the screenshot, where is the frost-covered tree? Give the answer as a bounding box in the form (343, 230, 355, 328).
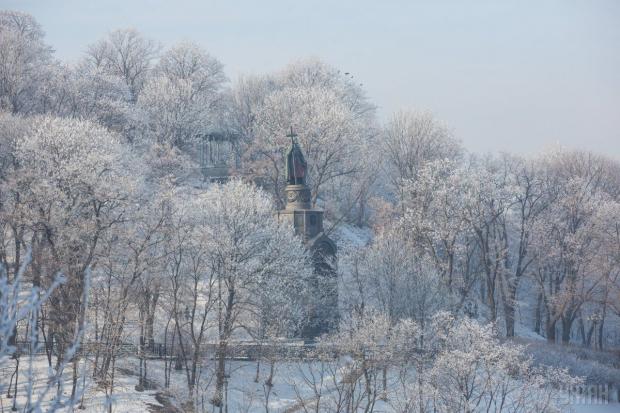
(156, 41, 226, 97)
(532, 150, 619, 344)
(199, 180, 312, 406)
(342, 224, 450, 326)
(138, 41, 227, 150)
(288, 311, 401, 413)
(580, 199, 620, 349)
(10, 116, 140, 383)
(486, 155, 549, 337)
(228, 74, 278, 146)
(421, 314, 579, 413)
(382, 110, 462, 195)
(399, 159, 476, 298)
(65, 63, 138, 138)
(0, 11, 54, 114)
(85, 28, 159, 101)
(91, 188, 168, 400)
(456, 157, 514, 324)
(0, 112, 31, 282)
(158, 187, 218, 399)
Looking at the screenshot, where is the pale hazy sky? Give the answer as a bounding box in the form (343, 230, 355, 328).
(4, 0, 620, 157)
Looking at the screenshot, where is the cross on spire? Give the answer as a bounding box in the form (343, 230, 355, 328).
(286, 126, 297, 142)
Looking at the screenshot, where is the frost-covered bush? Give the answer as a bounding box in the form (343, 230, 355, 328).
(521, 338, 620, 387)
(290, 312, 581, 413)
(422, 315, 580, 413)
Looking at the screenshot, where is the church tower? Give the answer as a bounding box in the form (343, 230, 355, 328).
(278, 130, 338, 339)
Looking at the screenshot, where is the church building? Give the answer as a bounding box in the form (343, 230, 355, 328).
(278, 131, 338, 339)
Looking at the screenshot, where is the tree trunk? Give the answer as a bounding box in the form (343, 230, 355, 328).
(561, 316, 573, 344)
(213, 285, 235, 407)
(503, 282, 517, 337)
(546, 317, 556, 343)
(598, 308, 606, 350)
(255, 359, 261, 383)
(586, 323, 596, 348)
(534, 292, 542, 335)
(71, 356, 79, 400)
(137, 311, 145, 391)
(213, 340, 227, 407)
(486, 275, 497, 322)
(146, 290, 159, 348)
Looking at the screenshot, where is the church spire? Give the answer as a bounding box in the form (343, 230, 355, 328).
(283, 128, 312, 211)
(285, 128, 307, 186)
(277, 130, 338, 340)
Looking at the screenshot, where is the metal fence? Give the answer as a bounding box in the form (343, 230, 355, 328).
(12, 340, 328, 361)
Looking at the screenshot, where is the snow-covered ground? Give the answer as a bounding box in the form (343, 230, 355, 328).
(3, 353, 619, 412)
(574, 406, 620, 413)
(0, 356, 163, 412)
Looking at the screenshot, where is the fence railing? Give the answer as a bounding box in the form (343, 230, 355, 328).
(12, 339, 328, 361)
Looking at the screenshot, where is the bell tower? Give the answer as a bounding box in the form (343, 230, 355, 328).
(278, 129, 338, 339)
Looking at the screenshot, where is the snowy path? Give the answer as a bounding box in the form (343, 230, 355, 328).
(0, 356, 167, 413)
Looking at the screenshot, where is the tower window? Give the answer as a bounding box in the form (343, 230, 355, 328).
(309, 215, 317, 226)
